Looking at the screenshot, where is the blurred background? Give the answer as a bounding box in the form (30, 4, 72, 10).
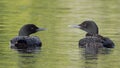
(0, 0, 120, 68)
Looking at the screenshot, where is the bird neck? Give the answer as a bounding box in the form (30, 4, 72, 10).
(18, 29, 30, 36)
(86, 33, 99, 37)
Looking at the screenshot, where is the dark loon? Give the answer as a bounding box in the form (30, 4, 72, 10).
(71, 20, 115, 48)
(10, 24, 45, 52)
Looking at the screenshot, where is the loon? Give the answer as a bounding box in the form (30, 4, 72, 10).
(71, 20, 115, 48)
(10, 24, 45, 52)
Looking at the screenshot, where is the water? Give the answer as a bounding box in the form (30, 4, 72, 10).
(0, 0, 120, 68)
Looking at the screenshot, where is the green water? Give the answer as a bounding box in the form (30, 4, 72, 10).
(0, 0, 120, 68)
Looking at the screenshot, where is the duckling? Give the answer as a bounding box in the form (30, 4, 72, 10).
(71, 20, 114, 48)
(10, 24, 45, 52)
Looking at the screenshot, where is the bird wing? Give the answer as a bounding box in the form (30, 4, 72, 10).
(102, 37, 115, 48)
(79, 37, 103, 48)
(10, 36, 41, 47)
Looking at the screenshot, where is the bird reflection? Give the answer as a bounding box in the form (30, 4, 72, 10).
(80, 48, 113, 68)
(17, 53, 39, 68)
(15, 48, 41, 54)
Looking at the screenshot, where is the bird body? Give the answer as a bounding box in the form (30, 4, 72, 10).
(11, 36, 42, 49)
(79, 36, 103, 48)
(10, 24, 45, 53)
(71, 20, 115, 48)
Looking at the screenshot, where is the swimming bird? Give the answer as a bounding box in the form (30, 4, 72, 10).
(71, 20, 115, 48)
(10, 24, 45, 53)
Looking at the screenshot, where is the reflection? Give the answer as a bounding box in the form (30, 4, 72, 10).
(83, 53, 98, 68)
(80, 48, 113, 68)
(18, 53, 38, 68)
(12, 48, 41, 54)
(81, 46, 113, 55)
(83, 47, 112, 55)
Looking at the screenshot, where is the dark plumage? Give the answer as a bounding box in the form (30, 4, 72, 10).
(10, 24, 45, 53)
(71, 20, 115, 48)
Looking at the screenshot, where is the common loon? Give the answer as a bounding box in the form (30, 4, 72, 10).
(10, 24, 45, 52)
(71, 20, 115, 48)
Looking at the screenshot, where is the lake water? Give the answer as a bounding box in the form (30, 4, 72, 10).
(0, 0, 120, 68)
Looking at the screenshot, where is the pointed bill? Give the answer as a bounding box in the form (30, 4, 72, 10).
(68, 25, 81, 28)
(37, 28, 46, 31)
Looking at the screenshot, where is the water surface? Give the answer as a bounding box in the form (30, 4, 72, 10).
(0, 0, 120, 68)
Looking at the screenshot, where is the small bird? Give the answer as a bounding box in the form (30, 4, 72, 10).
(10, 24, 45, 53)
(71, 20, 115, 48)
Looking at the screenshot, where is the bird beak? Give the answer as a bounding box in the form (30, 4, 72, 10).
(68, 25, 81, 28)
(37, 28, 46, 31)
